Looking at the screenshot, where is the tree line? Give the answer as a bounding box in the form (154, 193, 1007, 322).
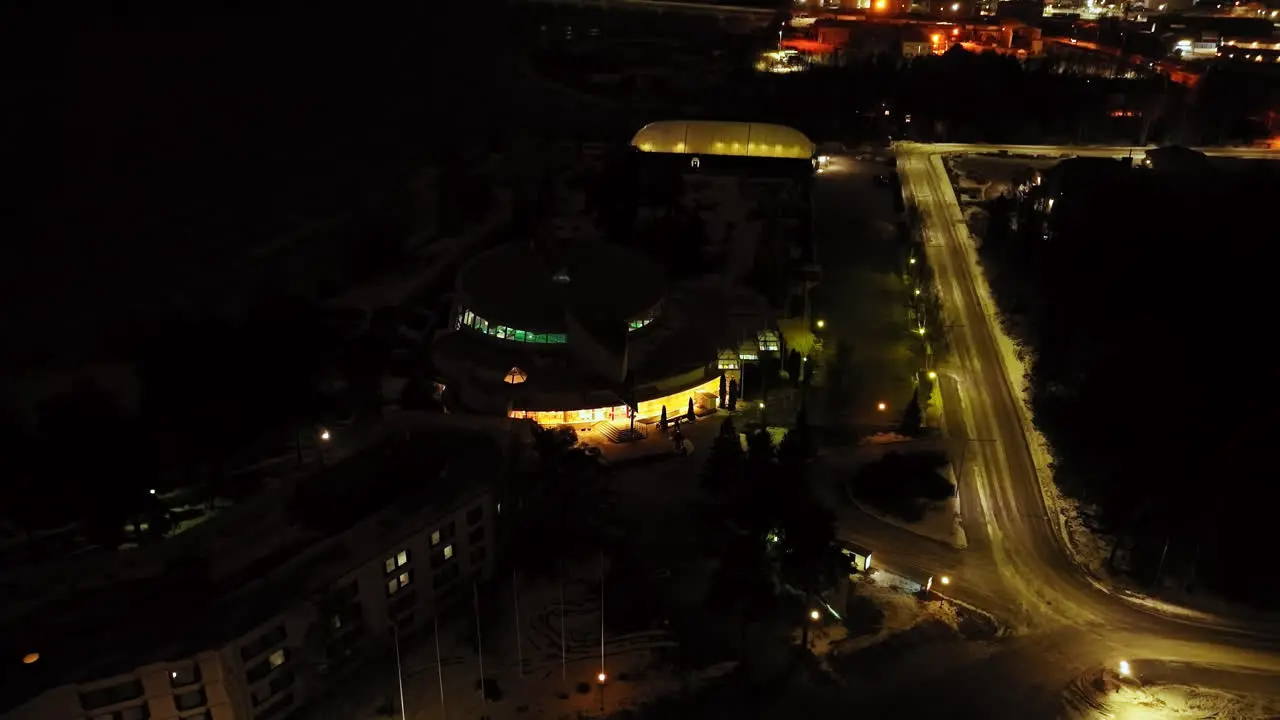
(980, 158, 1280, 604)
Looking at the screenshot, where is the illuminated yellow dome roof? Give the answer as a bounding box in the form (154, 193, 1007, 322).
(631, 120, 815, 160)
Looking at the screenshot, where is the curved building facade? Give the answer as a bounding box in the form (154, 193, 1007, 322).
(434, 240, 725, 427)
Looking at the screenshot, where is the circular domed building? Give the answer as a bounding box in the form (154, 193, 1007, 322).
(433, 239, 728, 426)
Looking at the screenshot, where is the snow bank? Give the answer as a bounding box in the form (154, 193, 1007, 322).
(1063, 670, 1280, 719)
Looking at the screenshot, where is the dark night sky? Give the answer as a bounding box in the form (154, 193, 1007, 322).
(7, 6, 518, 368)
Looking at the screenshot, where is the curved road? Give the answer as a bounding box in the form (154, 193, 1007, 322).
(820, 143, 1280, 713)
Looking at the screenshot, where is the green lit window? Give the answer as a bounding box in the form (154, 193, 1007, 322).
(514, 330, 526, 342)
(548, 333, 567, 344)
(532, 333, 546, 343)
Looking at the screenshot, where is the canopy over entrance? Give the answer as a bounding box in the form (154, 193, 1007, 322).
(631, 120, 815, 160)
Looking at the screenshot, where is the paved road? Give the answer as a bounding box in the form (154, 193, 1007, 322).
(817, 142, 1280, 712)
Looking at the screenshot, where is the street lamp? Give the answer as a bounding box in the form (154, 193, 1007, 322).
(816, 319, 826, 329)
(1118, 660, 1131, 676)
(909, 258, 917, 265)
(319, 428, 331, 442)
(940, 575, 951, 585)
(927, 370, 938, 380)
(914, 288, 921, 296)
(877, 402, 887, 411)
(917, 327, 927, 336)
(809, 609, 821, 621)
(758, 402, 766, 409)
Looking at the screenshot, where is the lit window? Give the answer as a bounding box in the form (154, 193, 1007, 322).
(268, 649, 285, 668)
(549, 333, 567, 343)
(532, 333, 547, 343)
(385, 550, 408, 574)
(514, 329, 526, 342)
(739, 353, 758, 361)
(399, 571, 412, 587)
(757, 330, 780, 352)
(387, 578, 400, 595)
(444, 544, 454, 560)
(430, 530, 441, 546)
(718, 358, 738, 369)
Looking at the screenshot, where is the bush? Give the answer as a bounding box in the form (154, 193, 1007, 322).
(848, 451, 953, 522)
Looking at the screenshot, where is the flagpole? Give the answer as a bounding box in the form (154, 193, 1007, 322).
(393, 625, 407, 720)
(473, 582, 487, 707)
(559, 572, 567, 682)
(513, 569, 525, 677)
(433, 613, 447, 720)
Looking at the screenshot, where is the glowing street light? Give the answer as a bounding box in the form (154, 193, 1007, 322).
(914, 288, 921, 296)
(877, 402, 887, 411)
(940, 576, 951, 585)
(810, 609, 821, 621)
(149, 488, 156, 495)
(1118, 660, 1131, 676)
(816, 319, 826, 329)
(951, 2, 960, 9)
(319, 429, 331, 442)
(598, 672, 608, 683)
(909, 257, 917, 265)
(927, 371, 938, 380)
(758, 402, 766, 409)
(917, 327, 927, 336)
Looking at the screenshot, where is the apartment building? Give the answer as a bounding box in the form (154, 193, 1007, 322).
(3, 419, 510, 720)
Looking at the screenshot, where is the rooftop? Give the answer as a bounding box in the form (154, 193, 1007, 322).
(457, 240, 665, 333)
(0, 419, 505, 714)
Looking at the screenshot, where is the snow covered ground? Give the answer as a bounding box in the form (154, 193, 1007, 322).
(1063, 669, 1280, 720)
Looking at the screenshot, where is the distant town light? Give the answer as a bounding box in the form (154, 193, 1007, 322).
(816, 319, 826, 329)
(909, 257, 917, 265)
(940, 576, 951, 585)
(809, 609, 821, 621)
(149, 488, 156, 495)
(320, 429, 331, 442)
(877, 402, 887, 411)
(598, 672, 608, 683)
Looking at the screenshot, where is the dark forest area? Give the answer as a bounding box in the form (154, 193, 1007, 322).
(981, 160, 1280, 605)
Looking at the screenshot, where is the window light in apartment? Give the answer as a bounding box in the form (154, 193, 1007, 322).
(444, 545, 454, 560)
(399, 571, 411, 588)
(267, 650, 285, 669)
(430, 530, 441, 546)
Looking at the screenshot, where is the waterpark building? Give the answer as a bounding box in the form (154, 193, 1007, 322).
(432, 239, 777, 427)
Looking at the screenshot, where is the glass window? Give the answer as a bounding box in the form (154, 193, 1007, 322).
(430, 530, 441, 546)
(549, 333, 567, 344)
(462, 310, 474, 326)
(533, 333, 547, 343)
(387, 578, 400, 596)
(399, 570, 412, 587)
(514, 329, 526, 342)
(397, 550, 409, 566)
(267, 649, 286, 669)
(384, 557, 395, 574)
(444, 544, 454, 560)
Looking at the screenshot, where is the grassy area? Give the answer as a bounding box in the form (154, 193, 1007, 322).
(812, 164, 926, 437)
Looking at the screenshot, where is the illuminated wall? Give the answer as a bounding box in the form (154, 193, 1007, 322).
(509, 376, 721, 426)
